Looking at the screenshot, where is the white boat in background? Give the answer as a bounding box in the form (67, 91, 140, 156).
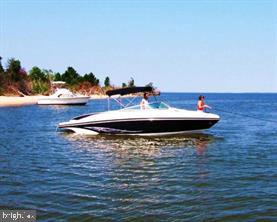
(38, 88, 90, 105)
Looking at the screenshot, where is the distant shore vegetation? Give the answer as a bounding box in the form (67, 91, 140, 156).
(0, 57, 136, 96)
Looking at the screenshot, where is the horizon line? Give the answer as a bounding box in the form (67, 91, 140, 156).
(162, 91, 277, 94)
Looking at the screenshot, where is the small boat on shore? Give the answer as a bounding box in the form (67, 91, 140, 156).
(58, 86, 220, 135)
(38, 88, 90, 105)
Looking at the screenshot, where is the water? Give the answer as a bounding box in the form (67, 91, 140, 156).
(0, 93, 277, 221)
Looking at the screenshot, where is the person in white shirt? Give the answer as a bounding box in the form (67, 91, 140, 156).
(140, 93, 149, 109)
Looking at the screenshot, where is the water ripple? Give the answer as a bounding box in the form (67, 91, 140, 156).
(0, 94, 277, 221)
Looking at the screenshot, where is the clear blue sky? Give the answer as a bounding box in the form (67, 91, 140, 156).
(1, 0, 276, 92)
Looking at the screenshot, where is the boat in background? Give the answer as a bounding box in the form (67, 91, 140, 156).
(37, 81, 90, 105)
(58, 86, 220, 136)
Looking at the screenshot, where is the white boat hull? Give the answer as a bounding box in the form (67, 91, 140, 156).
(59, 108, 220, 135)
(38, 97, 90, 105)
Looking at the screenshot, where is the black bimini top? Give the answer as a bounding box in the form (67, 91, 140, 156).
(106, 86, 154, 97)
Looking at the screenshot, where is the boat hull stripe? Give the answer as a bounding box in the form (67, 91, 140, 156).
(59, 117, 219, 128)
(60, 119, 219, 134)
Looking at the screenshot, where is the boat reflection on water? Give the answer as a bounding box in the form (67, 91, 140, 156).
(60, 132, 219, 157)
(59, 133, 221, 196)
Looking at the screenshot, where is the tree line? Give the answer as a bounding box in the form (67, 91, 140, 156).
(0, 57, 135, 95)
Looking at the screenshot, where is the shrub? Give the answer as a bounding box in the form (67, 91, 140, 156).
(31, 80, 50, 95)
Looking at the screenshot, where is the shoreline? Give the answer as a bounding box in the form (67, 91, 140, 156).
(0, 95, 108, 107)
(0, 96, 40, 107)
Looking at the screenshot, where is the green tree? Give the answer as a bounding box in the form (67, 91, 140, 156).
(128, 77, 135, 87)
(0, 56, 4, 94)
(6, 58, 22, 81)
(29, 67, 50, 94)
(31, 81, 49, 94)
(83, 72, 99, 85)
(54, 72, 62, 81)
(43, 69, 54, 82)
(122, 82, 127, 88)
(29, 66, 48, 81)
(104, 76, 110, 87)
(61, 67, 79, 85)
(0, 56, 4, 73)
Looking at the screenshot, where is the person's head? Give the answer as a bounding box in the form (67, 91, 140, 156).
(144, 93, 148, 100)
(199, 95, 204, 101)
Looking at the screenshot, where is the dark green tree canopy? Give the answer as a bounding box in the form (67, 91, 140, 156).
(104, 76, 110, 87)
(0, 57, 133, 95)
(43, 69, 54, 81)
(0, 56, 4, 73)
(62, 67, 79, 85)
(83, 72, 99, 86)
(128, 77, 135, 87)
(29, 66, 48, 82)
(54, 72, 62, 81)
(6, 58, 22, 81)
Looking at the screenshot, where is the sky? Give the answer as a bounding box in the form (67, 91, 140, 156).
(0, 0, 276, 92)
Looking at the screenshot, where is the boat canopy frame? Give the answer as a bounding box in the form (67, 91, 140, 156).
(106, 86, 159, 110)
(106, 86, 154, 97)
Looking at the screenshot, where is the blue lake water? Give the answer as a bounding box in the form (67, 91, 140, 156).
(0, 93, 277, 221)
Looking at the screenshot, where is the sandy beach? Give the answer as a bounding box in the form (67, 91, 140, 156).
(0, 96, 40, 107)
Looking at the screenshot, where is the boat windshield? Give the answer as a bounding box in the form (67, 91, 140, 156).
(123, 102, 170, 110)
(52, 88, 74, 96)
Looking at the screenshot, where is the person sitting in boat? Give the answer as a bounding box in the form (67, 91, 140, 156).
(140, 93, 149, 109)
(197, 95, 211, 111)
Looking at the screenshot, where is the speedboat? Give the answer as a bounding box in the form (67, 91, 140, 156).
(58, 86, 220, 135)
(38, 88, 90, 105)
